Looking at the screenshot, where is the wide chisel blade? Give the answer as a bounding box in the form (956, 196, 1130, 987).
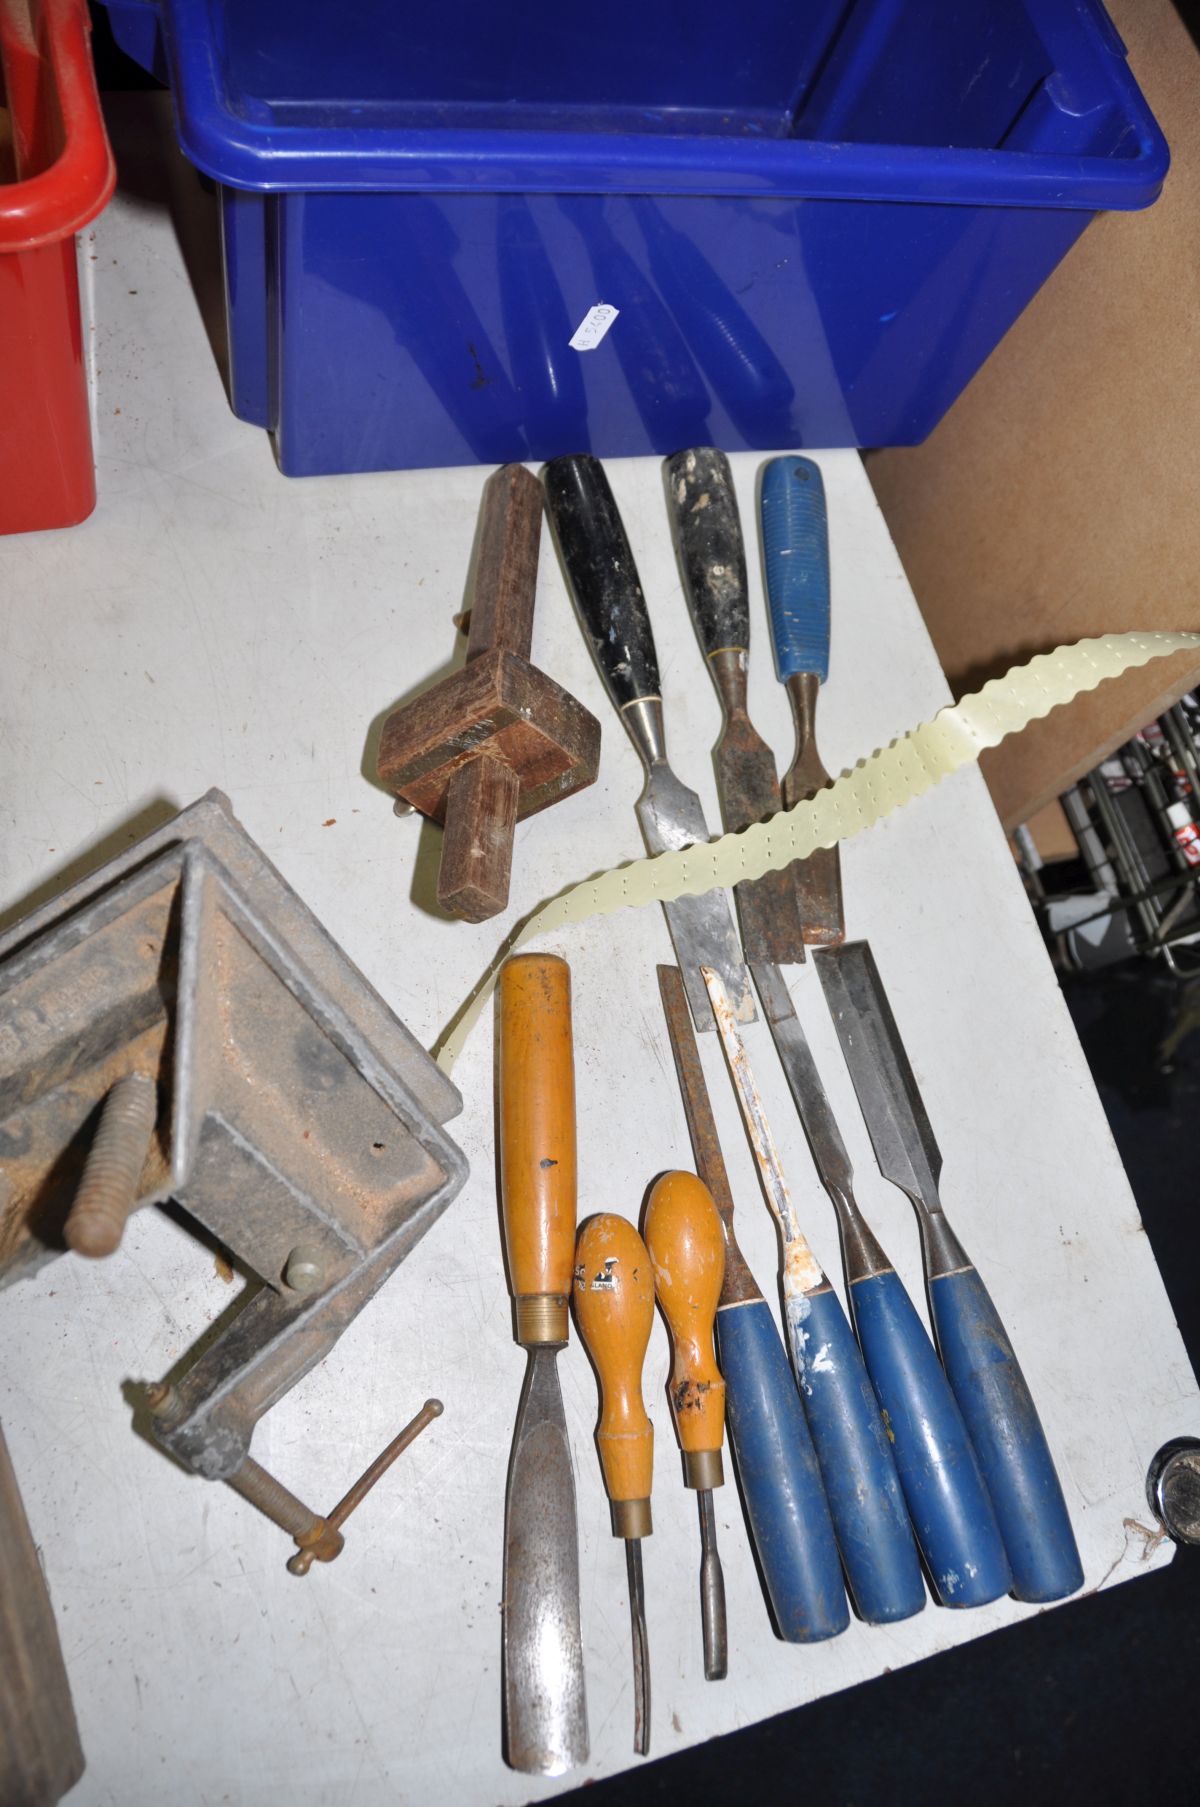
(665, 446, 808, 964)
(502, 1347, 588, 1776)
(543, 453, 755, 1034)
(815, 942, 942, 1207)
(637, 763, 755, 1031)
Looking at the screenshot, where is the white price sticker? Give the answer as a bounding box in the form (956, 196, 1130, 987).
(569, 303, 619, 351)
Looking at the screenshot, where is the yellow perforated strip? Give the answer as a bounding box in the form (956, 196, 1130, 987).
(435, 631, 1200, 1072)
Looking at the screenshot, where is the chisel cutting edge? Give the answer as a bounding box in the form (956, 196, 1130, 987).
(816, 942, 1084, 1604)
(498, 955, 588, 1776)
(543, 454, 755, 1034)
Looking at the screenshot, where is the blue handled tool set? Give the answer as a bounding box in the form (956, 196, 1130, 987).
(478, 448, 1083, 1771)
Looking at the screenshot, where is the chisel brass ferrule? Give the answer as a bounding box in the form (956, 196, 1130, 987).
(515, 1293, 570, 1346)
(611, 1498, 652, 1540)
(683, 1449, 724, 1492)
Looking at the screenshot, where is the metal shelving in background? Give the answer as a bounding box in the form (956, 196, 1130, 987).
(1020, 696, 1200, 978)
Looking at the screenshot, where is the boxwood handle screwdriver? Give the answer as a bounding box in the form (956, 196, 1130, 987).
(573, 1212, 655, 1755)
(643, 1169, 729, 1679)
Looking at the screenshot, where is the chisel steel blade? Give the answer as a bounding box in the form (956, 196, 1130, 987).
(760, 457, 846, 945)
(714, 716, 809, 966)
(750, 961, 854, 1199)
(665, 447, 808, 963)
(815, 942, 943, 1207)
(542, 453, 753, 1036)
(637, 763, 755, 1032)
(503, 1348, 588, 1777)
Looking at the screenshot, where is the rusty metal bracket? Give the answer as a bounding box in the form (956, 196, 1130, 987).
(0, 792, 468, 1482)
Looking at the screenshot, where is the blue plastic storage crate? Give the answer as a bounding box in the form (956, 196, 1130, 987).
(105, 0, 1167, 477)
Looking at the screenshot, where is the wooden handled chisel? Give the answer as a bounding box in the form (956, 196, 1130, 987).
(665, 446, 808, 964)
(759, 456, 844, 945)
(816, 942, 1084, 1604)
(643, 1170, 729, 1680)
(657, 964, 848, 1643)
(573, 1213, 654, 1756)
(542, 454, 754, 1034)
(497, 954, 588, 1776)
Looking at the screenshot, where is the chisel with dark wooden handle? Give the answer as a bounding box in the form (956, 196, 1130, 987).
(498, 953, 588, 1776)
(817, 942, 1084, 1604)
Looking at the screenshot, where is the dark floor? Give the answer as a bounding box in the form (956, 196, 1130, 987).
(572, 964, 1200, 1807)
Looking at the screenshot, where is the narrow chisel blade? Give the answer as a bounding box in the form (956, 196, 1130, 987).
(815, 942, 943, 1205)
(625, 1539, 650, 1757)
(750, 960, 854, 1199)
(638, 766, 755, 1032)
(502, 1348, 588, 1776)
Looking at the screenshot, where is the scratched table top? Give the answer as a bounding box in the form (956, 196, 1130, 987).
(1, 102, 1196, 1807)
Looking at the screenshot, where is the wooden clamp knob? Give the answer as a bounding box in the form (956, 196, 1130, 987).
(574, 1214, 655, 1538)
(376, 465, 601, 922)
(643, 1171, 726, 1490)
(498, 954, 576, 1347)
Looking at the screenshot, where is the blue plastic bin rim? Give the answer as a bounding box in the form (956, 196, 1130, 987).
(145, 0, 1168, 209)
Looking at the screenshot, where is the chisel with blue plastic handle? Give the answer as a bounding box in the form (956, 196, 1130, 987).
(703, 966, 929, 1624)
(759, 456, 843, 945)
(657, 963, 849, 1642)
(751, 961, 1011, 1610)
(816, 942, 1084, 1604)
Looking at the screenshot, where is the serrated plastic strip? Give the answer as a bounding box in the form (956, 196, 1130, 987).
(434, 632, 1200, 1072)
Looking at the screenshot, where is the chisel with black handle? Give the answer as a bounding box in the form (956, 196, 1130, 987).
(543, 454, 754, 1035)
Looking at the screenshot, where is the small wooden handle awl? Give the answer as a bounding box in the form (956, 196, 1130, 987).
(574, 1214, 655, 1535)
(498, 954, 577, 1347)
(643, 1172, 726, 1487)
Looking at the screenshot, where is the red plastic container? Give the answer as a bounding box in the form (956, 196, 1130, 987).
(1, 0, 115, 535)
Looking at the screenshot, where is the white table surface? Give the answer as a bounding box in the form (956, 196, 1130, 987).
(2, 125, 1197, 1807)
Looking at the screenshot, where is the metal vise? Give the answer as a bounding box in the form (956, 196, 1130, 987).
(0, 792, 468, 1486)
